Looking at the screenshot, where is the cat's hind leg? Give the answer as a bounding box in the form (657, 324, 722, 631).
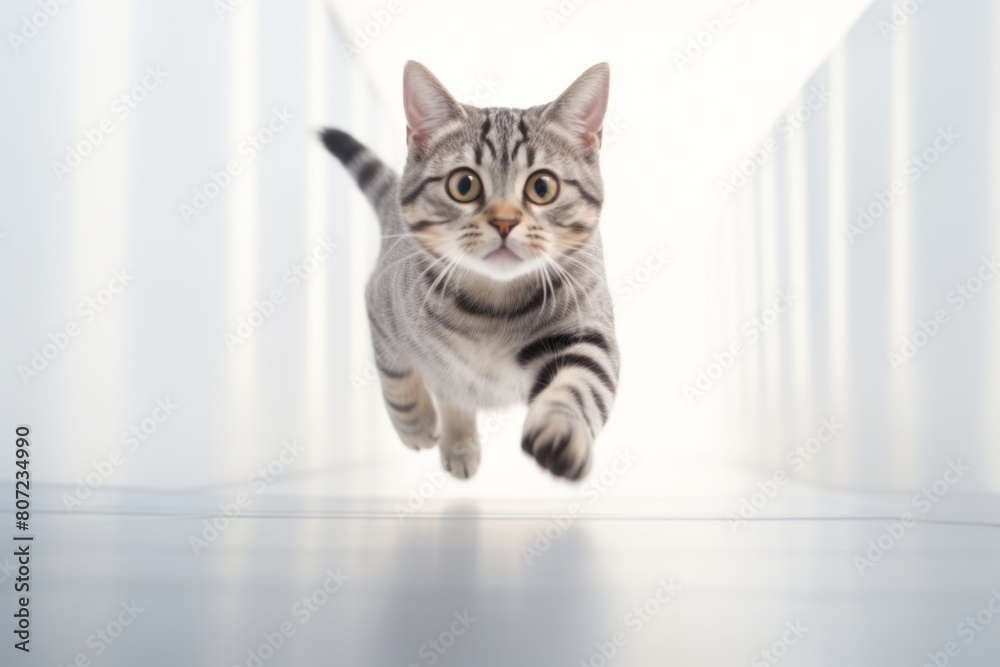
(379, 369, 439, 451)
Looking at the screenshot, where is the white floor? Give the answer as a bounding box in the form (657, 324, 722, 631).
(16, 465, 1000, 667)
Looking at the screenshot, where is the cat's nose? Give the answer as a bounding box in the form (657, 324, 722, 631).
(486, 202, 522, 239)
(489, 217, 520, 239)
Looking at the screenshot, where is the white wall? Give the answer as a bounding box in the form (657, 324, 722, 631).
(9, 0, 971, 503)
(706, 0, 1000, 492)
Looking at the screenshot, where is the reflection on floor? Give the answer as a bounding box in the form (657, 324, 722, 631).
(13, 471, 1000, 667)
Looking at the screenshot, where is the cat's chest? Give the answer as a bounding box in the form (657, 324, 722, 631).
(447, 332, 524, 376)
(422, 330, 531, 407)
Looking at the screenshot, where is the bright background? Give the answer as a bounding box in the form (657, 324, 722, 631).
(2, 0, 998, 507)
(5, 2, 1000, 666)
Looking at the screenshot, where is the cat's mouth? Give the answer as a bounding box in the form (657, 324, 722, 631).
(470, 244, 537, 281)
(483, 246, 523, 266)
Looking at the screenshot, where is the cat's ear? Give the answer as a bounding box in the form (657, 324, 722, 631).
(545, 63, 610, 153)
(403, 61, 465, 150)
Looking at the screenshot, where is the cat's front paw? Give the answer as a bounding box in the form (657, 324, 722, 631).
(393, 401, 439, 451)
(382, 373, 439, 451)
(440, 436, 480, 480)
(521, 407, 593, 481)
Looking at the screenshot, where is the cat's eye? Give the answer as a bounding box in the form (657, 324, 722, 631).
(524, 170, 560, 205)
(446, 168, 482, 203)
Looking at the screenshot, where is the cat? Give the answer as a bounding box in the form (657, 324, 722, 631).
(321, 61, 619, 481)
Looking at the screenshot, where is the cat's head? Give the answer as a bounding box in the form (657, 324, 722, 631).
(398, 61, 609, 282)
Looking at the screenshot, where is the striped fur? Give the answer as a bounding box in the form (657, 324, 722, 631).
(321, 62, 619, 481)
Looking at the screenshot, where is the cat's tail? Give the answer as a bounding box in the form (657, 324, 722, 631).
(319, 128, 398, 224)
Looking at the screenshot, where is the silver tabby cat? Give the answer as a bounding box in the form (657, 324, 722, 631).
(321, 61, 619, 481)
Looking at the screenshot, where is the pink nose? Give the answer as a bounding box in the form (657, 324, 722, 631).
(489, 218, 520, 239)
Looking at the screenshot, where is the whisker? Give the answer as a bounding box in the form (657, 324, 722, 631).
(417, 249, 462, 321)
(441, 251, 464, 297)
(542, 254, 583, 323)
(535, 262, 550, 315)
(373, 249, 431, 283)
(558, 252, 608, 285)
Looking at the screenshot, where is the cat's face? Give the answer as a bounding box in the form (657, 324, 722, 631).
(399, 62, 609, 282)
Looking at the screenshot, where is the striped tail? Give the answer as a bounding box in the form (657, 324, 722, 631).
(319, 128, 398, 224)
